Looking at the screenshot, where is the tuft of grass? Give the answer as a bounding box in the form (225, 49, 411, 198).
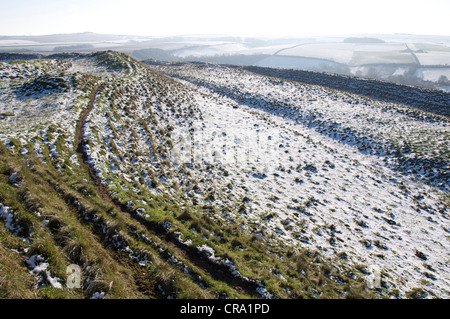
(0, 232, 36, 298)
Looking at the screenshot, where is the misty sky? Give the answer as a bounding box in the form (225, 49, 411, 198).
(1, 0, 449, 37)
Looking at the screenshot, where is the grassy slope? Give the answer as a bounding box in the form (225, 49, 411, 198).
(0, 52, 378, 299)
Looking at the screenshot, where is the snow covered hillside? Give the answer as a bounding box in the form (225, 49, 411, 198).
(0, 52, 448, 299)
(148, 62, 450, 298)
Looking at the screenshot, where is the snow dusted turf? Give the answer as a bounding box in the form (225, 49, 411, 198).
(149, 63, 450, 298)
(1, 53, 449, 298)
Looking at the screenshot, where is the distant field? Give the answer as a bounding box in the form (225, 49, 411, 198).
(233, 44, 295, 56)
(277, 43, 355, 64)
(173, 43, 248, 58)
(412, 43, 450, 52)
(253, 55, 345, 70)
(415, 51, 450, 66)
(276, 43, 414, 66)
(0, 40, 40, 46)
(349, 50, 416, 66)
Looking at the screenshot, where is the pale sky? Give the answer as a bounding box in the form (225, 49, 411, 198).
(1, 0, 449, 37)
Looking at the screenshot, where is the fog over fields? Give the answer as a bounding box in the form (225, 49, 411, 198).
(1, 32, 449, 91)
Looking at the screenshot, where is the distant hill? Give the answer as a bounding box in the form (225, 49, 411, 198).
(0, 32, 142, 43)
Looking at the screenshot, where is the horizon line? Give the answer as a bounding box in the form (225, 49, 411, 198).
(1, 31, 450, 39)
